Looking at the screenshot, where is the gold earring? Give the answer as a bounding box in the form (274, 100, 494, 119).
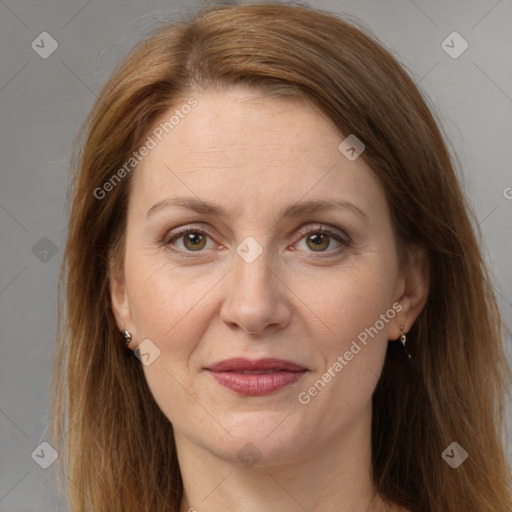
(400, 325, 412, 360)
(121, 330, 132, 348)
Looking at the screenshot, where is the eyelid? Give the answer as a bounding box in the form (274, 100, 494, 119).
(163, 222, 351, 258)
(293, 224, 351, 244)
(163, 223, 216, 244)
(162, 225, 219, 260)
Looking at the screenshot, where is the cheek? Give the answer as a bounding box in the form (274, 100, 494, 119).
(125, 252, 218, 341)
(294, 260, 397, 407)
(300, 258, 398, 346)
(124, 254, 233, 419)
(125, 258, 218, 427)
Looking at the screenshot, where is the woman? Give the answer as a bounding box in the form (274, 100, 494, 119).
(50, 3, 512, 511)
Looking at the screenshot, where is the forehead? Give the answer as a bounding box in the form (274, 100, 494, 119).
(130, 87, 386, 221)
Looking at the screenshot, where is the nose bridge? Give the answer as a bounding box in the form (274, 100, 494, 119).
(234, 246, 272, 291)
(232, 231, 274, 289)
(220, 239, 290, 334)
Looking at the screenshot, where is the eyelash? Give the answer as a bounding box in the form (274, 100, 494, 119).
(163, 224, 351, 260)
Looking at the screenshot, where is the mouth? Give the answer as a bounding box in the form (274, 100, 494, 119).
(204, 358, 308, 396)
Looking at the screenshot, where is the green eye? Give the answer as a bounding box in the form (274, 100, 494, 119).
(165, 224, 350, 259)
(181, 231, 208, 251)
(295, 226, 349, 255)
(166, 228, 212, 253)
(306, 232, 331, 251)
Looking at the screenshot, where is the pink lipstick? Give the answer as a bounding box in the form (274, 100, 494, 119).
(205, 358, 307, 396)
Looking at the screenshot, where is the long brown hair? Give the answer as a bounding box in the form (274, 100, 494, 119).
(50, 3, 512, 511)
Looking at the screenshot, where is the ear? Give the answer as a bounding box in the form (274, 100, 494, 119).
(389, 244, 430, 339)
(108, 253, 134, 335)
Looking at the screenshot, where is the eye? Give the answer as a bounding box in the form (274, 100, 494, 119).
(163, 224, 350, 259)
(165, 227, 215, 254)
(293, 225, 350, 256)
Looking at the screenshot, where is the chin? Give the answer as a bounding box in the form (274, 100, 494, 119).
(206, 411, 311, 467)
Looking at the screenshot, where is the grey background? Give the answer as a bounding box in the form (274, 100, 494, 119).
(0, 0, 511, 510)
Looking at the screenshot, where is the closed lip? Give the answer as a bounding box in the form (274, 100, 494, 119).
(205, 357, 308, 396)
(205, 357, 307, 373)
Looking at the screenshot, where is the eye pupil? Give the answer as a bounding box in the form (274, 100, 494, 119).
(184, 232, 206, 251)
(307, 233, 329, 251)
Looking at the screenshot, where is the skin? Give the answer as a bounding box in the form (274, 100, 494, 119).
(110, 87, 429, 512)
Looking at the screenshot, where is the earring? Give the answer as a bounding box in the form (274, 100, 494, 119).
(121, 330, 132, 347)
(400, 325, 412, 360)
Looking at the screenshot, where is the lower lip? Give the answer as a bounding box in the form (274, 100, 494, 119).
(207, 370, 306, 396)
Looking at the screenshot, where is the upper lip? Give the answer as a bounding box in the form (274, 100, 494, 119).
(205, 358, 307, 372)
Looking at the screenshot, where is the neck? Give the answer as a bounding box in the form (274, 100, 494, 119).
(176, 402, 390, 512)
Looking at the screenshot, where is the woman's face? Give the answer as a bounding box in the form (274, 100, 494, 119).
(110, 87, 415, 465)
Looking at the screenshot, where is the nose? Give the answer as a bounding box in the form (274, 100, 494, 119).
(219, 249, 292, 335)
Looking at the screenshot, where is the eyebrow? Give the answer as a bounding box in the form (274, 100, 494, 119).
(146, 196, 367, 222)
